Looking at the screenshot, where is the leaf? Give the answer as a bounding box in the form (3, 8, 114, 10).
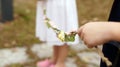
(45, 18, 51, 28)
(65, 32, 76, 42)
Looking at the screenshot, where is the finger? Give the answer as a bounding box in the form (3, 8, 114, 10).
(77, 26, 84, 39)
(84, 41, 94, 48)
(83, 37, 94, 48)
(81, 28, 86, 41)
(87, 45, 94, 48)
(86, 41, 95, 48)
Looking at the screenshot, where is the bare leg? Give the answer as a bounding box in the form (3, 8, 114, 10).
(37, 46, 59, 67)
(55, 43, 69, 67)
(50, 46, 59, 64)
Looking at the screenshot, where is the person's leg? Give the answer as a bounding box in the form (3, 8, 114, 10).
(55, 43, 69, 67)
(50, 46, 59, 64)
(37, 46, 59, 67)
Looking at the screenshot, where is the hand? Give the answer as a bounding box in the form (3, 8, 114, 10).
(78, 22, 114, 48)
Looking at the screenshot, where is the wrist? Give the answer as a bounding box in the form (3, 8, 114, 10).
(110, 22, 120, 41)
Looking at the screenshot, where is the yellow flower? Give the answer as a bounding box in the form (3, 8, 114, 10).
(57, 31, 65, 42)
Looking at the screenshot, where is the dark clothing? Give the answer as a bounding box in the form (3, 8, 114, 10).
(100, 0, 120, 67)
(109, 0, 120, 21)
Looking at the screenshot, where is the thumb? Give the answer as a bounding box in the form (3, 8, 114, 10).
(77, 26, 84, 38)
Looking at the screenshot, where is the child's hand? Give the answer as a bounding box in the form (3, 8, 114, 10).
(78, 22, 115, 48)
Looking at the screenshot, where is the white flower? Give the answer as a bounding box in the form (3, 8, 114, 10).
(49, 21, 58, 28)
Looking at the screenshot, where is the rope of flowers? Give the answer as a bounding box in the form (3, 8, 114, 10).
(43, 9, 77, 42)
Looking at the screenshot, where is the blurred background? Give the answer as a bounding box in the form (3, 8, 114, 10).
(0, 0, 113, 67)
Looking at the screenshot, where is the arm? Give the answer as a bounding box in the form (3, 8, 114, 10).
(77, 22, 120, 48)
(110, 22, 120, 42)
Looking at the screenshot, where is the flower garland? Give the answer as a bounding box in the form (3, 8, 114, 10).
(43, 9, 77, 42)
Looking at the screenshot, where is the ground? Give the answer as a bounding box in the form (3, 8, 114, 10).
(0, 43, 100, 67)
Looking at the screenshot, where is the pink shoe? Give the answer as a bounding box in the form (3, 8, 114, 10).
(37, 59, 51, 67)
(49, 64, 55, 67)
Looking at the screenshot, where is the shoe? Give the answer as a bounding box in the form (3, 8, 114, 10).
(37, 59, 51, 67)
(49, 64, 55, 67)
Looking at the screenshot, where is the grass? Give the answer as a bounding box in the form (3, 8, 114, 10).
(77, 0, 113, 25)
(0, 0, 40, 48)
